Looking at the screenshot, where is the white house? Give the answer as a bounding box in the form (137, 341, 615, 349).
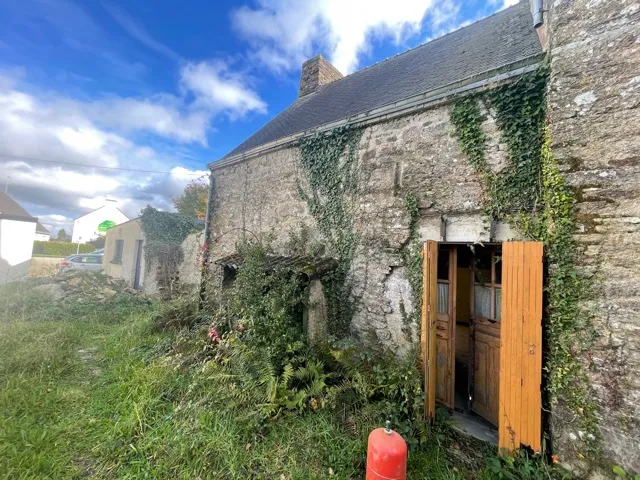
(71, 200, 129, 244)
(0, 192, 38, 285)
(35, 222, 51, 241)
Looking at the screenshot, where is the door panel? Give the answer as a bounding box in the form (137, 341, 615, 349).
(498, 241, 543, 454)
(435, 247, 456, 409)
(422, 241, 438, 421)
(472, 328, 500, 425)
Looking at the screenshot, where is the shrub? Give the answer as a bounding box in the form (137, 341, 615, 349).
(482, 449, 568, 480)
(151, 295, 200, 332)
(199, 236, 428, 447)
(320, 342, 428, 448)
(32, 241, 94, 256)
(203, 238, 307, 370)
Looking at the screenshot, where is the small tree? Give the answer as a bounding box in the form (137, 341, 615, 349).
(57, 228, 69, 241)
(88, 236, 106, 249)
(173, 180, 209, 219)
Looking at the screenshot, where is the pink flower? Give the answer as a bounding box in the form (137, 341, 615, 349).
(237, 323, 245, 332)
(208, 328, 221, 343)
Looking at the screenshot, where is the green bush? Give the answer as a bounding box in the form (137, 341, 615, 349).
(203, 238, 307, 370)
(199, 237, 427, 445)
(32, 241, 94, 256)
(151, 295, 200, 332)
(321, 342, 428, 448)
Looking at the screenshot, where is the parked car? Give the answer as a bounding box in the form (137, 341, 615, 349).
(57, 254, 104, 274)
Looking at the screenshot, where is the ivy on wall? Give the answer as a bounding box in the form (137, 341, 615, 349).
(449, 68, 599, 450)
(140, 206, 203, 296)
(401, 192, 423, 337)
(296, 126, 364, 336)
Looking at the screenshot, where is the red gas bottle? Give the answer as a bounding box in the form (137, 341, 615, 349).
(366, 421, 407, 480)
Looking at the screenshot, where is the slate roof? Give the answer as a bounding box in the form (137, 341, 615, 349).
(0, 192, 36, 221)
(220, 1, 542, 161)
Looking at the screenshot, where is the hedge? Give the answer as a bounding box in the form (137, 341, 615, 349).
(32, 241, 95, 257)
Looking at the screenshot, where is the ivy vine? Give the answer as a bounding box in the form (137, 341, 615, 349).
(401, 192, 423, 337)
(450, 68, 599, 451)
(296, 126, 364, 336)
(139, 206, 203, 295)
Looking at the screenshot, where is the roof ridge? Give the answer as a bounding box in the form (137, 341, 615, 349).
(315, 1, 526, 89)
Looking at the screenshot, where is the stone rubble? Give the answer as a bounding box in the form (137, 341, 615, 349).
(30, 270, 138, 303)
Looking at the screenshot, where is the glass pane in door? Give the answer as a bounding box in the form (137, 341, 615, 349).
(437, 282, 449, 314)
(474, 285, 492, 318)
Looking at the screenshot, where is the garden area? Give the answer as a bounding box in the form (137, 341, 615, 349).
(0, 243, 563, 479)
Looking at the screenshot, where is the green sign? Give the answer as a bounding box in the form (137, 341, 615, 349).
(97, 220, 116, 232)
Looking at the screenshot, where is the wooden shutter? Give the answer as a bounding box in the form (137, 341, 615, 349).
(498, 241, 543, 454)
(422, 241, 438, 421)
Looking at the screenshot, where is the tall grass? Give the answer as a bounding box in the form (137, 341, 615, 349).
(0, 282, 560, 479)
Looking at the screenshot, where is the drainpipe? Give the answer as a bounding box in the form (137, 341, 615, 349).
(532, 0, 544, 28)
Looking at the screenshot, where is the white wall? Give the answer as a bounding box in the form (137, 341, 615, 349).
(34, 233, 50, 241)
(72, 203, 129, 243)
(0, 218, 37, 285)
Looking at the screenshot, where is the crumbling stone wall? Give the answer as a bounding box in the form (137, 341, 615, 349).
(143, 231, 204, 296)
(547, 0, 640, 473)
(209, 104, 513, 354)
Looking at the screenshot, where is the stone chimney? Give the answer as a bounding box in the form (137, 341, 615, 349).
(298, 55, 343, 98)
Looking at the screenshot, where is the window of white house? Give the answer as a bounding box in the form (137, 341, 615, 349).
(113, 240, 124, 263)
(473, 248, 502, 321)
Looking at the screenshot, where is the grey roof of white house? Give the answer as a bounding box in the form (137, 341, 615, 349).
(218, 1, 542, 162)
(0, 192, 36, 222)
(36, 222, 50, 235)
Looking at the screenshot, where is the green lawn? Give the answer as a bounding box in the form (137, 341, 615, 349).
(0, 283, 558, 479)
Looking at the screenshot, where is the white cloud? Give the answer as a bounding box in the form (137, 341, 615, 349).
(501, 0, 520, 7)
(0, 73, 208, 226)
(86, 95, 211, 145)
(37, 214, 73, 236)
(102, 2, 180, 61)
(489, 0, 520, 9)
(181, 61, 267, 118)
(429, 0, 462, 30)
(231, 0, 436, 74)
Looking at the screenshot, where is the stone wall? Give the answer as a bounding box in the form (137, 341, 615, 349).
(143, 231, 204, 296)
(547, 0, 640, 473)
(209, 104, 516, 354)
(29, 256, 63, 277)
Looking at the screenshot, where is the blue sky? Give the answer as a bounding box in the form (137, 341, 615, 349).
(0, 0, 515, 235)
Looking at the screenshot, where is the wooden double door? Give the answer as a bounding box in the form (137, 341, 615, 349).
(421, 241, 543, 454)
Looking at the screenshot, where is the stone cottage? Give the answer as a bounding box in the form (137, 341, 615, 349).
(204, 1, 640, 474)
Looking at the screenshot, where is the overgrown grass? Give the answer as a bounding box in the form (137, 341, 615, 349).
(0, 282, 562, 479)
